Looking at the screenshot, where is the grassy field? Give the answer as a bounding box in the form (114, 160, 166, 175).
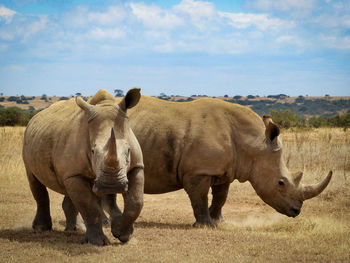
(0, 127, 349, 262)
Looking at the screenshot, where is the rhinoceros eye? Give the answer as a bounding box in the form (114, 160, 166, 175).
(278, 179, 285, 186)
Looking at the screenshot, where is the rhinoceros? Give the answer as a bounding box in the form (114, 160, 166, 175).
(110, 95, 332, 227)
(22, 88, 144, 245)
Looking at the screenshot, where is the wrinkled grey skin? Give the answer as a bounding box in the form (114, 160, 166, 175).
(22, 89, 144, 245)
(107, 96, 332, 227)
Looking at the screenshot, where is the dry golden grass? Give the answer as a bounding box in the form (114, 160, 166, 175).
(0, 127, 349, 262)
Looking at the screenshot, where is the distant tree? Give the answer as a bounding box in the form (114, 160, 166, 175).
(0, 97, 4, 102)
(0, 93, 3, 96)
(325, 94, 330, 97)
(247, 95, 255, 99)
(160, 93, 167, 97)
(233, 95, 242, 99)
(295, 96, 305, 103)
(114, 89, 124, 97)
(8, 96, 18, 102)
(75, 92, 82, 96)
(224, 95, 228, 98)
(41, 94, 48, 102)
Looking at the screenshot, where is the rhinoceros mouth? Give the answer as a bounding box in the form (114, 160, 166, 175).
(288, 207, 301, 217)
(93, 175, 128, 194)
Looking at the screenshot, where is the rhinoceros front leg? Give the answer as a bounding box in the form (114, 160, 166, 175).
(64, 176, 109, 246)
(111, 168, 144, 243)
(26, 170, 52, 231)
(209, 182, 230, 224)
(183, 174, 215, 227)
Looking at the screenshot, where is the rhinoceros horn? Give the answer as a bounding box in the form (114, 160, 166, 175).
(104, 128, 118, 169)
(302, 171, 333, 200)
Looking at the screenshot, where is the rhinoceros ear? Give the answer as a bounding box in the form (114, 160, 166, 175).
(76, 96, 94, 113)
(263, 114, 280, 142)
(119, 88, 141, 112)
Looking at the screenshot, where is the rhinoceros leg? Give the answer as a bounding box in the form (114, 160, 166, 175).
(183, 175, 215, 227)
(64, 176, 109, 246)
(209, 182, 230, 224)
(26, 170, 52, 231)
(111, 168, 144, 243)
(102, 194, 122, 220)
(62, 196, 78, 231)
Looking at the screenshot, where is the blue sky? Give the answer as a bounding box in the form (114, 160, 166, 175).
(0, 0, 349, 97)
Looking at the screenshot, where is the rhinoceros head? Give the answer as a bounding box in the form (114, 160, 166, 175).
(76, 88, 141, 195)
(249, 115, 332, 217)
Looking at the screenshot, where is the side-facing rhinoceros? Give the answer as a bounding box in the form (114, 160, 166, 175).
(111, 95, 332, 227)
(22, 88, 144, 245)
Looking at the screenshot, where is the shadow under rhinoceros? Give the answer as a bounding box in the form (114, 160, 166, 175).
(0, 228, 118, 254)
(135, 221, 192, 230)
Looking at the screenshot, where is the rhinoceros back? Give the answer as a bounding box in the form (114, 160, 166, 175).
(124, 96, 265, 194)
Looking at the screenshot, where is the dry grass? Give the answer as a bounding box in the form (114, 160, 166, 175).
(0, 127, 349, 262)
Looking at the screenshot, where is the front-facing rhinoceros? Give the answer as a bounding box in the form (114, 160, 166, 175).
(22, 89, 144, 245)
(112, 95, 332, 227)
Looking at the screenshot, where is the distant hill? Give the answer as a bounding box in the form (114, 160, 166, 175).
(0, 94, 349, 117)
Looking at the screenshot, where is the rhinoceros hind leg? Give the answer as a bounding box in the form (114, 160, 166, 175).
(26, 171, 52, 231)
(183, 175, 215, 228)
(62, 196, 78, 231)
(64, 176, 109, 246)
(209, 182, 230, 225)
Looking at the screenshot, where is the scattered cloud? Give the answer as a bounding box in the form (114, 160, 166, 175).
(173, 0, 217, 30)
(88, 27, 125, 40)
(0, 6, 16, 24)
(320, 34, 350, 50)
(0, 0, 349, 58)
(219, 12, 295, 31)
(130, 2, 184, 29)
(248, 0, 317, 12)
(23, 15, 48, 40)
(88, 5, 126, 25)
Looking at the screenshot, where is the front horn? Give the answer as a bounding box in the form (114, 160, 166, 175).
(104, 127, 118, 169)
(302, 171, 333, 200)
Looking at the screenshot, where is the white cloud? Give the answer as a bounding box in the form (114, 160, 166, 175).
(88, 6, 126, 25)
(313, 14, 350, 28)
(23, 15, 48, 40)
(320, 34, 350, 50)
(276, 35, 305, 50)
(89, 27, 125, 40)
(219, 12, 295, 31)
(173, 0, 217, 30)
(249, 0, 317, 12)
(130, 2, 183, 29)
(0, 6, 16, 24)
(0, 29, 15, 40)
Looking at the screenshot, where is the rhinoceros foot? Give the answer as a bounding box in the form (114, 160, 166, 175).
(111, 218, 134, 243)
(210, 213, 225, 226)
(81, 231, 110, 246)
(192, 219, 216, 228)
(211, 216, 224, 225)
(32, 214, 52, 231)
